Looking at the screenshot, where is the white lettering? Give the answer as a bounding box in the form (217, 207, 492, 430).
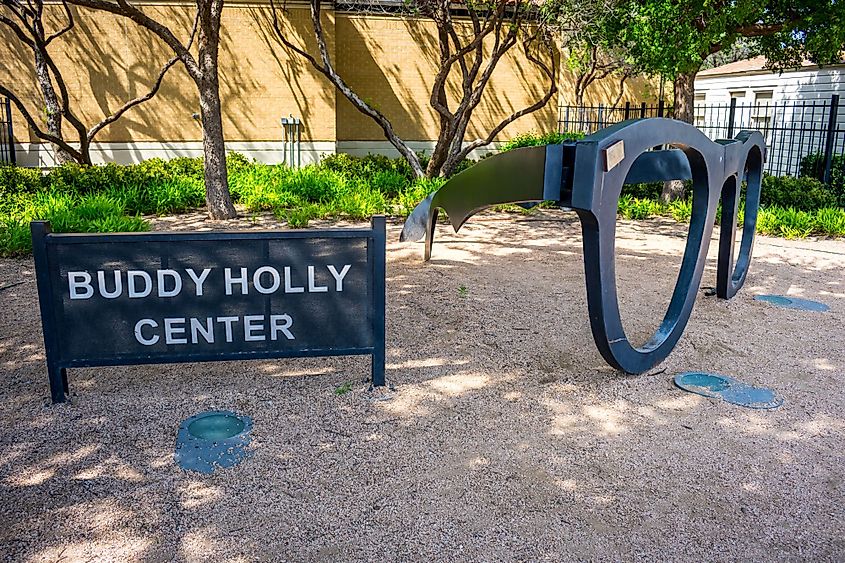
(225, 268, 248, 296)
(68, 271, 93, 300)
(157, 270, 182, 298)
(216, 316, 238, 342)
(96, 270, 122, 299)
(243, 315, 266, 341)
(253, 266, 281, 294)
(134, 319, 159, 345)
(127, 270, 152, 298)
(327, 264, 351, 292)
(164, 317, 187, 344)
(270, 314, 295, 340)
(284, 267, 304, 293)
(185, 268, 212, 297)
(190, 317, 214, 344)
(307, 266, 328, 293)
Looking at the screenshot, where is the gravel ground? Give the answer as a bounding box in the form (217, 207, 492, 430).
(1, 210, 843, 562)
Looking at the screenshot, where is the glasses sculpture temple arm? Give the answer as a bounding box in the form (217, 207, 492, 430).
(399, 142, 694, 254)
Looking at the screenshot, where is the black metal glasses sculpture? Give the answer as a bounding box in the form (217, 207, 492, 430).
(400, 118, 765, 374)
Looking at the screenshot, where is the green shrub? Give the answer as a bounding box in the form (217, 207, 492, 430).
(814, 207, 845, 236)
(617, 195, 665, 220)
(0, 165, 46, 199)
(499, 131, 583, 152)
(761, 175, 837, 210)
(395, 178, 444, 217)
(283, 166, 347, 203)
(757, 207, 815, 238)
(622, 181, 665, 200)
(0, 190, 148, 256)
(668, 198, 693, 222)
(368, 168, 410, 197)
(799, 152, 845, 206)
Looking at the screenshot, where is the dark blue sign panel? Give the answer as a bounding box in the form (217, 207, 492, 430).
(31, 217, 386, 403)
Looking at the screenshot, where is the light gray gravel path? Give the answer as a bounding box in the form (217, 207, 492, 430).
(1, 210, 843, 562)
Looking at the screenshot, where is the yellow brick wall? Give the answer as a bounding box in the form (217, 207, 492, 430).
(0, 3, 660, 148)
(334, 15, 562, 142)
(0, 4, 336, 144)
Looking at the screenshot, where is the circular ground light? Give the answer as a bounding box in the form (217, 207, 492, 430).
(175, 410, 253, 474)
(755, 294, 830, 312)
(674, 372, 782, 410)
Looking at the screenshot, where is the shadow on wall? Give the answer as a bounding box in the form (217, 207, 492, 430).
(243, 6, 337, 145)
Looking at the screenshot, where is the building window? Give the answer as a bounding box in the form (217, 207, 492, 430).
(752, 91, 774, 133)
(694, 93, 707, 126)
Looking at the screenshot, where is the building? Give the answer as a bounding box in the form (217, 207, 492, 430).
(694, 57, 845, 176)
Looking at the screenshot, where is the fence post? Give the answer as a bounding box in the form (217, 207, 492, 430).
(658, 99, 665, 118)
(823, 94, 840, 184)
(727, 97, 738, 138)
(640, 102, 647, 118)
(624, 102, 631, 120)
(4, 98, 15, 166)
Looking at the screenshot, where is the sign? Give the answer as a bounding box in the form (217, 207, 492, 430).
(31, 217, 386, 403)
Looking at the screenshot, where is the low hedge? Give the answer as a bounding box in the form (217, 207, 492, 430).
(2, 144, 844, 257)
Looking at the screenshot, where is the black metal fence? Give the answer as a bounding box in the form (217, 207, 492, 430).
(558, 95, 845, 180)
(558, 101, 670, 135)
(0, 97, 15, 166)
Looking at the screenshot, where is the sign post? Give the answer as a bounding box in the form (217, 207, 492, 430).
(31, 217, 387, 403)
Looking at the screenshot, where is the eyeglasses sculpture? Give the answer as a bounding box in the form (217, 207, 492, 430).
(400, 118, 765, 374)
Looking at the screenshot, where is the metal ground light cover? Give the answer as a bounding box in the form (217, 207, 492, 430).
(754, 294, 830, 312)
(674, 372, 783, 410)
(175, 411, 253, 474)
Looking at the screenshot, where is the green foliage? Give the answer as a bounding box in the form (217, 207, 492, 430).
(621, 181, 664, 200)
(499, 131, 584, 152)
(0, 165, 46, 200)
(0, 190, 149, 256)
(761, 174, 838, 210)
(617, 194, 666, 219)
(799, 152, 845, 206)
(5, 144, 845, 257)
(814, 207, 845, 236)
(602, 0, 845, 78)
(757, 207, 815, 238)
(335, 381, 354, 395)
(668, 198, 693, 222)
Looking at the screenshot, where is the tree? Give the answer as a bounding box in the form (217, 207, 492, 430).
(269, 0, 559, 179)
(610, 0, 845, 123)
(605, 0, 845, 199)
(547, 0, 633, 107)
(65, 0, 237, 218)
(0, 0, 179, 165)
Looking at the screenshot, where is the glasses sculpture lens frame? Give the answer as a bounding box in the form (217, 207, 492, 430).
(400, 118, 766, 374)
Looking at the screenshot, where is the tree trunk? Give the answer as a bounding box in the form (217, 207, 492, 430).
(198, 75, 236, 219)
(661, 69, 698, 202)
(196, 3, 236, 220)
(672, 70, 696, 124)
(34, 50, 75, 165)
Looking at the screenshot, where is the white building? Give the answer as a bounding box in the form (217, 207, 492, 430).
(694, 57, 845, 176)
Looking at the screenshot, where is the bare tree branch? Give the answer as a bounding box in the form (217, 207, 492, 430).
(0, 84, 85, 162)
(269, 0, 426, 176)
(453, 30, 558, 164)
(66, 0, 200, 77)
(44, 0, 74, 45)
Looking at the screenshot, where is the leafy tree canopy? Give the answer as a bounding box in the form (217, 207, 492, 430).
(605, 0, 845, 77)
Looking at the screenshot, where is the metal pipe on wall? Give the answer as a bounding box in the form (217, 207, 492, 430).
(280, 115, 302, 168)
